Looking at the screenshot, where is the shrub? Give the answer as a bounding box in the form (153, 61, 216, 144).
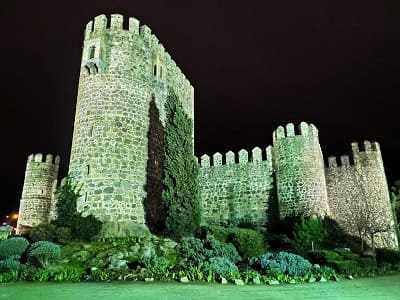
(205, 256, 239, 277)
(204, 236, 241, 263)
(178, 237, 207, 263)
(73, 215, 102, 242)
(0, 237, 30, 260)
(178, 236, 241, 264)
(250, 251, 312, 276)
(54, 226, 73, 244)
(329, 260, 360, 275)
(375, 248, 400, 265)
(205, 225, 267, 259)
(142, 255, 172, 278)
(0, 257, 21, 273)
(29, 223, 57, 242)
(27, 241, 61, 268)
(54, 176, 103, 242)
(204, 225, 230, 243)
(229, 228, 267, 259)
(293, 217, 327, 251)
(308, 250, 342, 265)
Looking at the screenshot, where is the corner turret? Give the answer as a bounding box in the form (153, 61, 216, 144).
(273, 122, 330, 218)
(16, 153, 60, 234)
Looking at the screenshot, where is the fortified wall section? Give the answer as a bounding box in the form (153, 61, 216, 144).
(325, 141, 399, 249)
(273, 122, 330, 219)
(16, 153, 59, 234)
(198, 147, 275, 230)
(69, 14, 194, 223)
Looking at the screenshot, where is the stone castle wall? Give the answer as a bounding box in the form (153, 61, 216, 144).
(14, 14, 399, 249)
(68, 14, 194, 223)
(326, 141, 399, 249)
(199, 147, 275, 230)
(273, 122, 330, 218)
(16, 153, 59, 234)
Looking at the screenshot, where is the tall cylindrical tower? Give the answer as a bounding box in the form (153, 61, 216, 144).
(16, 153, 59, 234)
(273, 122, 330, 218)
(69, 14, 194, 224)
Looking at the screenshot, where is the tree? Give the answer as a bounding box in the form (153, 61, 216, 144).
(338, 169, 394, 254)
(390, 180, 400, 248)
(162, 88, 201, 238)
(54, 177, 82, 228)
(293, 216, 327, 251)
(53, 176, 102, 242)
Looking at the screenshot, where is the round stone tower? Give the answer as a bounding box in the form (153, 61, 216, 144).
(16, 153, 59, 234)
(68, 14, 194, 224)
(272, 122, 330, 219)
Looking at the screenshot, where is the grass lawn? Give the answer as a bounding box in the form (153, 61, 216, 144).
(1, 274, 400, 300)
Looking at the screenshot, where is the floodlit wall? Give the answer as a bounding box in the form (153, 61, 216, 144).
(199, 147, 275, 230)
(69, 14, 194, 223)
(16, 153, 59, 234)
(326, 141, 399, 249)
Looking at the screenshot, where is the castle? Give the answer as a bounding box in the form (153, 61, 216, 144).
(16, 14, 398, 249)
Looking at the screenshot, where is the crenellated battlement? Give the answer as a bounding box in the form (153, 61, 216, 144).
(84, 14, 165, 46)
(326, 155, 353, 168)
(81, 13, 194, 120)
(27, 153, 60, 165)
(351, 140, 381, 154)
(199, 146, 273, 168)
(85, 14, 142, 39)
(272, 121, 318, 142)
(326, 140, 383, 169)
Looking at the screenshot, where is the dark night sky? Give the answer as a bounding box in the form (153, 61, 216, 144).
(1, 1, 400, 214)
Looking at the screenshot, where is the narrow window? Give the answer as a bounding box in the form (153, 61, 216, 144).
(89, 46, 95, 59)
(89, 126, 93, 137)
(153, 65, 157, 76)
(41, 189, 44, 194)
(87, 165, 90, 175)
(159, 66, 163, 78)
(85, 192, 88, 202)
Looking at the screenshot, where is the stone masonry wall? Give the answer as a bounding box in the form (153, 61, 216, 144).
(326, 141, 399, 249)
(16, 153, 59, 234)
(199, 147, 275, 230)
(273, 122, 330, 219)
(69, 14, 194, 223)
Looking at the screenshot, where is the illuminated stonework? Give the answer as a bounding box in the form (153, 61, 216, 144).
(16, 14, 398, 249)
(16, 154, 59, 234)
(68, 14, 193, 223)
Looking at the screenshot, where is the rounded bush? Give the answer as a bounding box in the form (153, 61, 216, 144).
(206, 256, 239, 277)
(0, 237, 30, 260)
(204, 225, 267, 259)
(178, 236, 241, 264)
(27, 241, 61, 268)
(0, 257, 21, 273)
(251, 251, 312, 276)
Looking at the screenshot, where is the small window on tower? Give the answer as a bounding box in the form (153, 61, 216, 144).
(89, 46, 95, 59)
(87, 165, 90, 175)
(153, 65, 157, 76)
